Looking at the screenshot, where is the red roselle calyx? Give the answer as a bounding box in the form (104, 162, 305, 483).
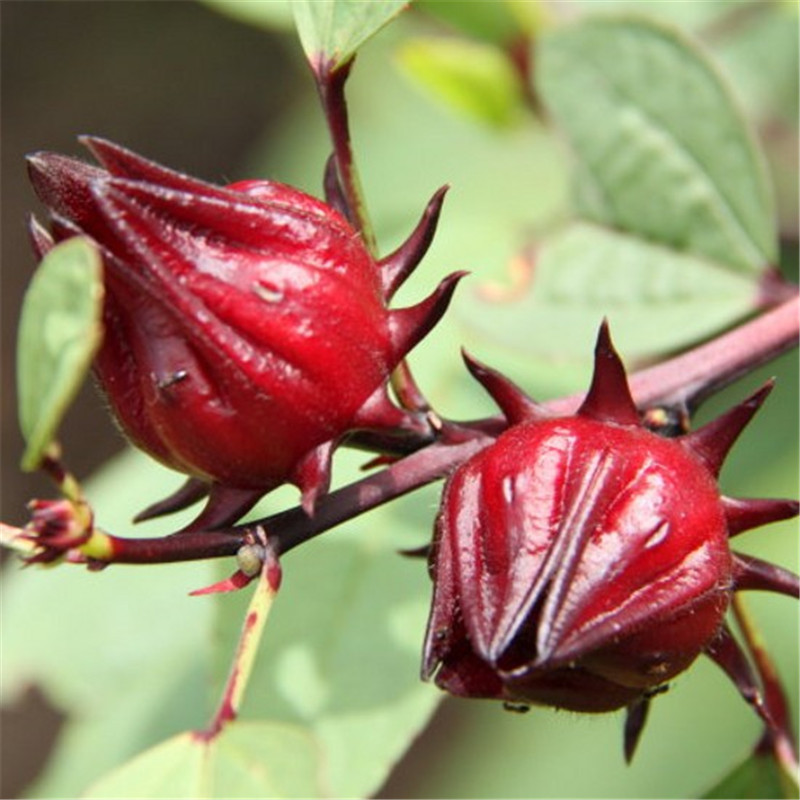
(423, 323, 799, 759)
(27, 137, 462, 530)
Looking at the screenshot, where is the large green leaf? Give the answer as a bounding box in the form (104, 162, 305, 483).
(16, 237, 104, 471)
(293, 0, 409, 73)
(536, 15, 777, 274)
(460, 221, 758, 361)
(83, 723, 323, 799)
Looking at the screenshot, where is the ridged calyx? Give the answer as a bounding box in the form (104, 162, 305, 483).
(27, 137, 462, 530)
(423, 323, 798, 758)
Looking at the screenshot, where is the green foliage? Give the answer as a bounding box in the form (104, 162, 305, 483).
(0, 452, 215, 796)
(84, 725, 323, 799)
(537, 16, 776, 274)
(461, 221, 757, 360)
(208, 488, 442, 798)
(16, 237, 103, 470)
(0, 452, 442, 799)
(293, 0, 408, 73)
(703, 749, 800, 800)
(415, 0, 540, 44)
(396, 36, 525, 129)
(461, 13, 779, 361)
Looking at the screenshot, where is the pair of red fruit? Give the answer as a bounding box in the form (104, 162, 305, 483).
(26, 138, 798, 759)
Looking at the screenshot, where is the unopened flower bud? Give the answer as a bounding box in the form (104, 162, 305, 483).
(423, 323, 798, 757)
(27, 137, 462, 529)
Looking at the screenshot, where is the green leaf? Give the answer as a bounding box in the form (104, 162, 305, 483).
(293, 0, 408, 73)
(536, 15, 777, 274)
(703, 750, 799, 799)
(84, 723, 323, 799)
(396, 36, 525, 129)
(200, 0, 294, 30)
(461, 221, 757, 361)
(17, 237, 103, 471)
(415, 0, 546, 44)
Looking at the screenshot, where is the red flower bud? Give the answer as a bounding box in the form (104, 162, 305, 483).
(423, 323, 798, 758)
(27, 137, 462, 529)
(0, 498, 93, 565)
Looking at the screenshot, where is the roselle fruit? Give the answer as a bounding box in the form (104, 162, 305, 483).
(423, 323, 798, 758)
(27, 137, 461, 530)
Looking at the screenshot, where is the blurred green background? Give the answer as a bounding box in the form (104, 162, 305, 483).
(1, 2, 797, 798)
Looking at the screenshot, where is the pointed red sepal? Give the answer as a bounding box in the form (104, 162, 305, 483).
(623, 697, 651, 764)
(461, 349, 548, 426)
(732, 553, 800, 598)
(48, 212, 88, 244)
(360, 454, 400, 470)
(378, 186, 449, 301)
(398, 544, 432, 559)
(133, 477, 209, 523)
(27, 215, 55, 258)
(175, 485, 265, 534)
(722, 496, 799, 538)
(577, 321, 640, 426)
(681, 381, 774, 477)
(189, 569, 255, 597)
(292, 441, 335, 517)
(353, 385, 426, 436)
(27, 151, 106, 227)
(388, 270, 467, 361)
(80, 135, 225, 200)
(705, 624, 774, 728)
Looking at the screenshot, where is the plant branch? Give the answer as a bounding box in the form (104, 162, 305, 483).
(89, 529, 246, 565)
(351, 293, 800, 453)
(8, 297, 797, 570)
(316, 59, 376, 253)
(731, 595, 799, 781)
(316, 57, 435, 416)
(249, 430, 493, 555)
(547, 293, 800, 416)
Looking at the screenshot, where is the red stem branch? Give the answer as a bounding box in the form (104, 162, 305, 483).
(731, 595, 799, 775)
(99, 530, 245, 564)
(42, 295, 799, 568)
(627, 294, 800, 411)
(316, 59, 376, 253)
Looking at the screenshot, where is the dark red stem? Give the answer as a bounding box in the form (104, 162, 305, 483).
(100, 530, 244, 564)
(731, 596, 799, 772)
(316, 58, 376, 252)
(253, 432, 492, 555)
(626, 293, 800, 412)
(70, 295, 799, 568)
(522, 294, 800, 417)
(315, 55, 434, 415)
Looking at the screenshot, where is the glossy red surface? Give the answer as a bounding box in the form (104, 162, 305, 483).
(27, 138, 458, 525)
